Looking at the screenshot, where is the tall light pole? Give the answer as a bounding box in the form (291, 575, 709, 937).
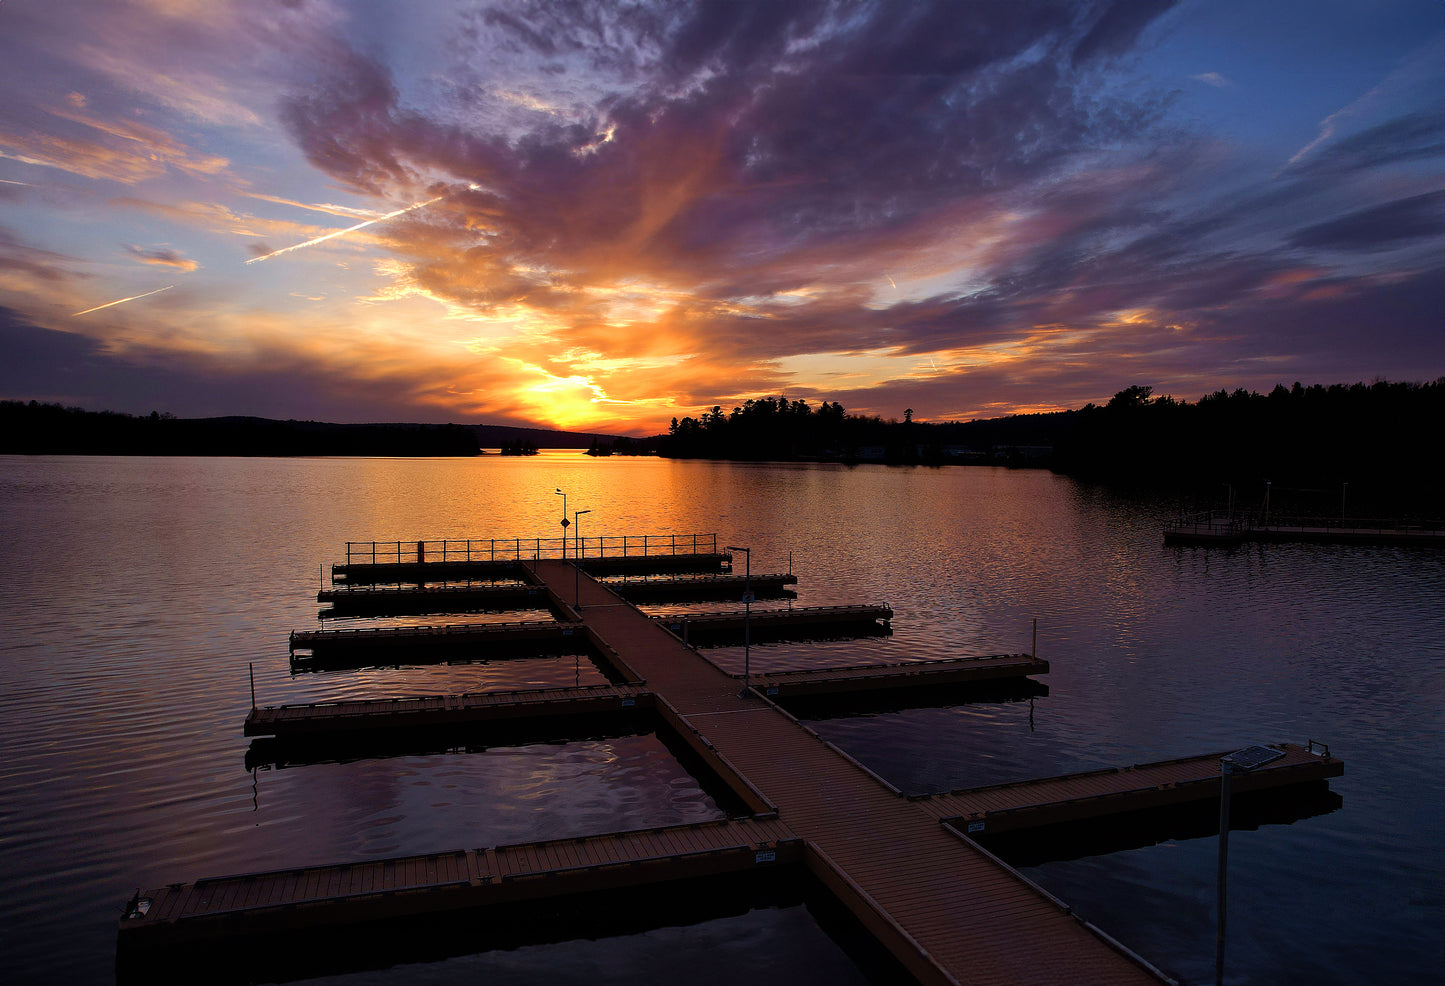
(1263, 480, 1272, 527)
(726, 545, 752, 697)
(554, 488, 567, 558)
(573, 509, 591, 607)
(1341, 481, 1348, 524)
(1216, 745, 1285, 986)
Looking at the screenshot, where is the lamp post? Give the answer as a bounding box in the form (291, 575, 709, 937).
(1263, 480, 1271, 527)
(573, 509, 591, 607)
(554, 488, 567, 558)
(726, 545, 752, 697)
(1341, 481, 1348, 524)
(1216, 745, 1285, 986)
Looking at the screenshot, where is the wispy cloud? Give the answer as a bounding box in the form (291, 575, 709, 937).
(124, 244, 199, 271)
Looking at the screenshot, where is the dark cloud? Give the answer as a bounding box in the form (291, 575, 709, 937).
(0, 226, 82, 284)
(1290, 190, 1445, 251)
(281, 0, 1177, 300)
(1070, 0, 1176, 64)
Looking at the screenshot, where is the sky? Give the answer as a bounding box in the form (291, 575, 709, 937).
(1, 0, 1443, 436)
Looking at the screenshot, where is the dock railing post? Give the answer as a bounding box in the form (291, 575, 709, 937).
(1032, 618, 1037, 660)
(249, 662, 256, 711)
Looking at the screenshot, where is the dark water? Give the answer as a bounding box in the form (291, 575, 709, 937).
(1, 453, 1441, 984)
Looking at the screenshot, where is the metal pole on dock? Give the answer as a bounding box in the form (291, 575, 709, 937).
(728, 545, 752, 696)
(555, 489, 568, 558)
(1032, 618, 1037, 660)
(1216, 745, 1285, 986)
(574, 509, 591, 608)
(248, 662, 256, 711)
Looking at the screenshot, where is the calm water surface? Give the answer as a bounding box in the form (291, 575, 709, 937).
(1, 453, 1441, 984)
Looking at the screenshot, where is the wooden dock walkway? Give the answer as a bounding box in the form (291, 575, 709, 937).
(125, 556, 1345, 983)
(462, 564, 1175, 982)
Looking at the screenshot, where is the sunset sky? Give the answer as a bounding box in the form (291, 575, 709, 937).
(2, 0, 1443, 435)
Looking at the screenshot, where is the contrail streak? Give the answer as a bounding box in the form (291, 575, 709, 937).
(245, 195, 443, 264)
(73, 284, 175, 317)
(70, 188, 457, 317)
(0, 178, 31, 186)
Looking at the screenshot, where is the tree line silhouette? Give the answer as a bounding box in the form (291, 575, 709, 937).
(660, 380, 1445, 514)
(1, 401, 481, 456)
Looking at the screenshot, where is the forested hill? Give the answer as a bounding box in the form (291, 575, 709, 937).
(1, 402, 482, 456)
(1049, 381, 1445, 505)
(659, 381, 1445, 513)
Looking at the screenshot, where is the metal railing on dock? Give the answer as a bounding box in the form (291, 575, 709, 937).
(344, 533, 721, 566)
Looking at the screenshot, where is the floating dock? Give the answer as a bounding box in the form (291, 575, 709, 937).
(317, 582, 549, 617)
(317, 573, 797, 616)
(598, 572, 797, 602)
(248, 652, 1047, 739)
(1165, 515, 1445, 547)
(290, 619, 576, 653)
(119, 816, 800, 948)
(754, 653, 1047, 697)
(331, 534, 730, 584)
(126, 551, 1345, 985)
(914, 742, 1342, 836)
(657, 604, 892, 644)
(291, 606, 893, 666)
(244, 683, 652, 738)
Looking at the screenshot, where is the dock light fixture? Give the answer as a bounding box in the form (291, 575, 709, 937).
(726, 545, 752, 697)
(555, 489, 567, 558)
(574, 509, 591, 607)
(1216, 744, 1286, 986)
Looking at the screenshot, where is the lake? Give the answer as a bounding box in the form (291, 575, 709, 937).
(1, 452, 1441, 984)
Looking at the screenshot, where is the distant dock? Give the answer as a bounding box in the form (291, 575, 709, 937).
(1165, 512, 1445, 547)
